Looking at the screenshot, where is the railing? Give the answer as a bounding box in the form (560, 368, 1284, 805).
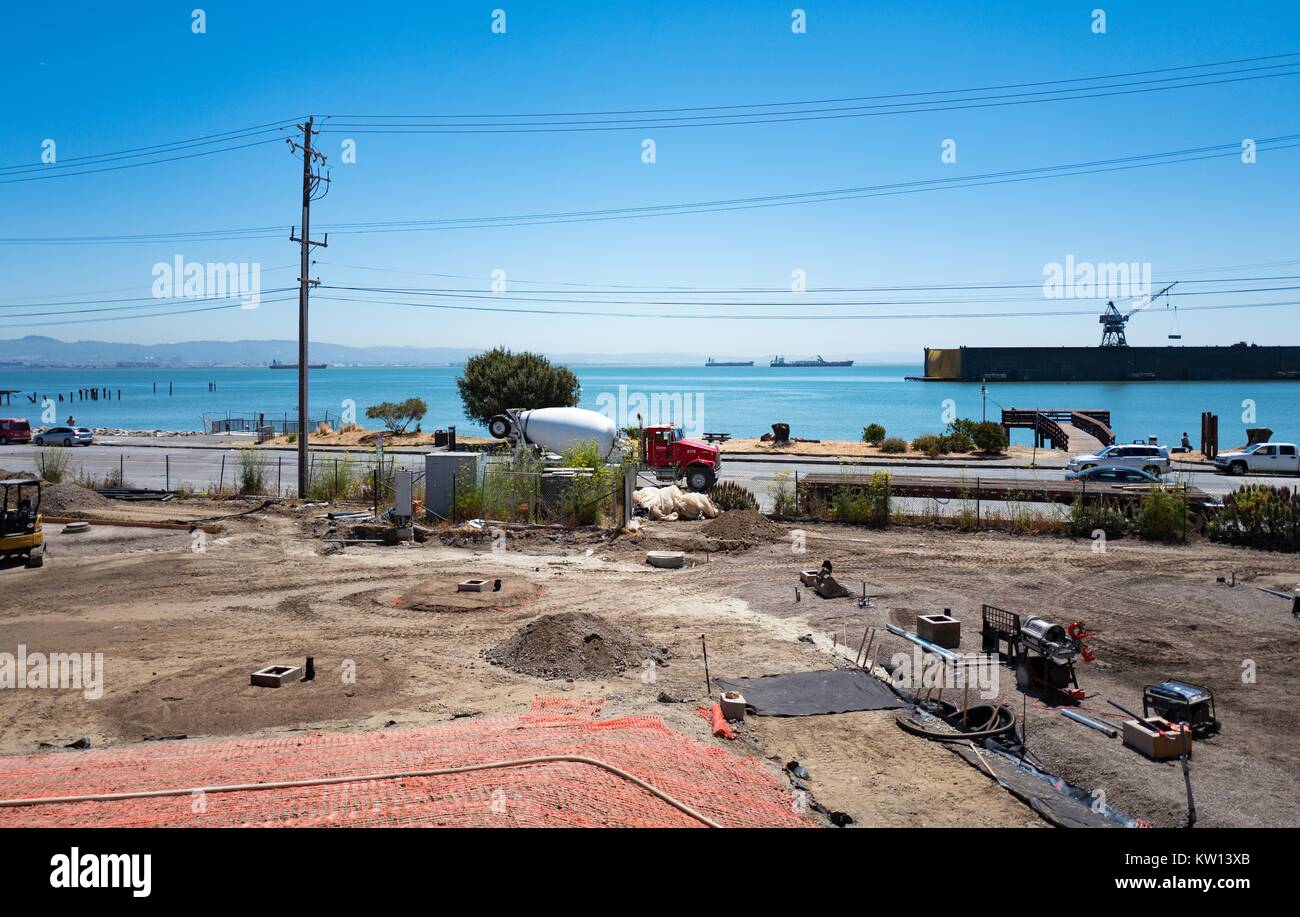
(1000, 409, 1069, 450)
(1069, 411, 1116, 447)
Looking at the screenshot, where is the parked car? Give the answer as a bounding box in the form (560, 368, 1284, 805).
(1213, 442, 1300, 476)
(1065, 465, 1164, 484)
(0, 418, 32, 445)
(32, 427, 93, 446)
(1066, 443, 1171, 476)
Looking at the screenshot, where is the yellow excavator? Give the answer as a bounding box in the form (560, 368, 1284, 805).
(0, 478, 44, 568)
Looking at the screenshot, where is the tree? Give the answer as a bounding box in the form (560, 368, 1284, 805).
(456, 347, 580, 426)
(365, 397, 427, 433)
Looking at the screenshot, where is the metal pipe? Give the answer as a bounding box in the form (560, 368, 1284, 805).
(885, 624, 961, 663)
(1060, 708, 1119, 738)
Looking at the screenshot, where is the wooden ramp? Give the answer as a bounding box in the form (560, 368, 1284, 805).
(1000, 409, 1115, 452)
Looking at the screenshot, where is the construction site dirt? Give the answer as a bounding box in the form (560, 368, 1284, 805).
(1, 495, 1297, 828)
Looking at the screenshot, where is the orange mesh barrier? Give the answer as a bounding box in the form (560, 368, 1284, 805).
(0, 697, 810, 828)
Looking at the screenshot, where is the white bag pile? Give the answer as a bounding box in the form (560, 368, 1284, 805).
(633, 484, 719, 521)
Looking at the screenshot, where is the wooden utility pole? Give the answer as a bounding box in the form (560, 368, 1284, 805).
(288, 118, 329, 498)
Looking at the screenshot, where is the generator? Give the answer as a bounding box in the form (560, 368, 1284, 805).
(1143, 681, 1220, 739)
(981, 604, 1092, 702)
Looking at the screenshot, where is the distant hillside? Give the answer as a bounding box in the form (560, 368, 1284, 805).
(0, 336, 898, 368)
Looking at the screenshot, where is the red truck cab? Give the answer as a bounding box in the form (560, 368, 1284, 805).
(643, 424, 721, 492)
(0, 419, 31, 445)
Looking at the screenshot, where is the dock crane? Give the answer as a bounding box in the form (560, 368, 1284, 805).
(1099, 282, 1178, 346)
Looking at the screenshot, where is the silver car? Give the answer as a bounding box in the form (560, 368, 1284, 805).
(1066, 443, 1170, 476)
(33, 426, 94, 446)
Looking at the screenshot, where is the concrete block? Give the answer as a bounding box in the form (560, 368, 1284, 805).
(457, 578, 491, 592)
(1123, 717, 1192, 760)
(250, 664, 302, 688)
(916, 613, 961, 649)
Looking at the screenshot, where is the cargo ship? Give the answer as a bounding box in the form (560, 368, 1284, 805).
(705, 357, 754, 367)
(771, 355, 854, 367)
(269, 359, 327, 369)
(915, 344, 1300, 382)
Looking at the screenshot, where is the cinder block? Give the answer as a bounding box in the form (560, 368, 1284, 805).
(719, 690, 747, 722)
(916, 613, 961, 649)
(250, 664, 302, 688)
(799, 569, 820, 586)
(1123, 717, 1192, 760)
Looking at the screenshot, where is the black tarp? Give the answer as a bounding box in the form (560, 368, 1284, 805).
(714, 669, 905, 717)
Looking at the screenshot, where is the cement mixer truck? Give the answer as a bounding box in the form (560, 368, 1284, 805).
(488, 407, 721, 492)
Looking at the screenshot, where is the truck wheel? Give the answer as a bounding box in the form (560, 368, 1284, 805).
(0, 436, 7, 445)
(685, 467, 715, 493)
(1231, 461, 1247, 476)
(487, 415, 512, 439)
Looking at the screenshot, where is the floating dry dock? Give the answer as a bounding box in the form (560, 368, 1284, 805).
(915, 344, 1300, 382)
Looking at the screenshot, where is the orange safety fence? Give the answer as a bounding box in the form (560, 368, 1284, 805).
(0, 697, 810, 828)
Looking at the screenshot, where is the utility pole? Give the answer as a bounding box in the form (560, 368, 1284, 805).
(288, 117, 329, 498)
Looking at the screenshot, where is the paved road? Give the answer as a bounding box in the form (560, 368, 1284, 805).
(5, 442, 1297, 504)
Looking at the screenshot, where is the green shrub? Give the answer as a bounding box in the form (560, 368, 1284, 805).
(308, 453, 359, 502)
(1137, 487, 1188, 541)
(767, 471, 797, 516)
(36, 448, 71, 484)
(969, 420, 1009, 454)
(1206, 484, 1300, 550)
(1068, 497, 1129, 538)
(862, 423, 886, 445)
(912, 433, 948, 457)
(829, 471, 891, 526)
(237, 447, 270, 495)
(711, 480, 759, 512)
(879, 436, 908, 454)
(942, 431, 974, 453)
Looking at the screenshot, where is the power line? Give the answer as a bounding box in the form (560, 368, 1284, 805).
(321, 64, 1300, 133)
(314, 259, 1300, 291)
(318, 283, 1300, 309)
(0, 120, 302, 176)
(327, 51, 1300, 119)
(10, 133, 1294, 245)
(0, 289, 299, 317)
(20, 295, 298, 328)
(0, 271, 298, 308)
(312, 292, 1300, 322)
(0, 136, 292, 185)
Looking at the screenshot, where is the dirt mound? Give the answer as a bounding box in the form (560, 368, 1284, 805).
(484, 612, 666, 680)
(378, 576, 541, 613)
(700, 509, 784, 543)
(0, 469, 114, 516)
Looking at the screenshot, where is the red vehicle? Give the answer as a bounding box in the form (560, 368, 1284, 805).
(0, 419, 31, 445)
(642, 424, 721, 492)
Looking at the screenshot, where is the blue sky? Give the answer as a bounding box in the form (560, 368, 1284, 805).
(2, 0, 1297, 359)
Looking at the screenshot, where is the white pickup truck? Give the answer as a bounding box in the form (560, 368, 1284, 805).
(1214, 442, 1300, 475)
